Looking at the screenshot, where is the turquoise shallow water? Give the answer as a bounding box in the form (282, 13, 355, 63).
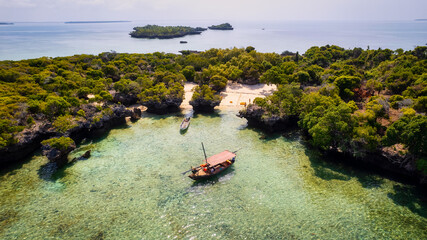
(0, 109, 426, 239)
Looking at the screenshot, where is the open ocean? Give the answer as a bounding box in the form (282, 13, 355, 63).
(1, 20, 426, 60)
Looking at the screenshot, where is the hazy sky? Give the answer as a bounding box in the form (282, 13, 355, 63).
(1, 0, 426, 22)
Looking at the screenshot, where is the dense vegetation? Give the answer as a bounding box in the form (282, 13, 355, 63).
(241, 45, 427, 174)
(0, 47, 275, 150)
(208, 23, 233, 30)
(130, 25, 206, 39)
(0, 45, 426, 176)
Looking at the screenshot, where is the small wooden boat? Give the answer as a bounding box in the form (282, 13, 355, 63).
(180, 117, 190, 131)
(187, 143, 237, 180)
(180, 41, 188, 44)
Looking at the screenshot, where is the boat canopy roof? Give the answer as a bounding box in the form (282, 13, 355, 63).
(206, 150, 236, 166)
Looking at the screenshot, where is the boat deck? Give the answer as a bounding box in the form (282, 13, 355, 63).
(206, 150, 236, 166)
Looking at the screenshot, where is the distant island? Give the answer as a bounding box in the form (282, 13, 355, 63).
(130, 25, 207, 39)
(0, 22, 14, 25)
(415, 19, 427, 21)
(65, 21, 131, 24)
(208, 23, 233, 30)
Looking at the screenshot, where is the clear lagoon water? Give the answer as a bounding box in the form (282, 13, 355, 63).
(1, 109, 426, 239)
(1, 20, 427, 60)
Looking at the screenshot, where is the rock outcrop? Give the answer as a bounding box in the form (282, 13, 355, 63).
(130, 108, 142, 121)
(142, 98, 182, 114)
(67, 104, 133, 141)
(190, 98, 220, 112)
(238, 105, 297, 132)
(41, 139, 76, 167)
(112, 92, 138, 106)
(0, 123, 56, 166)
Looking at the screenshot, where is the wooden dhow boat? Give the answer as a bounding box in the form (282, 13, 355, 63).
(184, 143, 237, 180)
(180, 117, 191, 131)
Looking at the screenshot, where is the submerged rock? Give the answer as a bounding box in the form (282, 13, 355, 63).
(130, 108, 142, 121)
(81, 150, 91, 159)
(70, 150, 91, 163)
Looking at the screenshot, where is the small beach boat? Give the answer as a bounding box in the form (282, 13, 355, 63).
(180, 117, 190, 131)
(185, 143, 237, 180)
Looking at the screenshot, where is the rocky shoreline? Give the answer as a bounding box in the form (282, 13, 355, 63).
(324, 150, 427, 187)
(238, 105, 427, 187)
(0, 103, 140, 167)
(190, 98, 221, 112)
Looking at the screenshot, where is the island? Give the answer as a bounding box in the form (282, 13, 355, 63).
(0, 22, 14, 25)
(208, 23, 233, 30)
(65, 21, 131, 24)
(130, 25, 207, 39)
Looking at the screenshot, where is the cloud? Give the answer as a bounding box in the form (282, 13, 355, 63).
(1, 0, 426, 21)
(0, 0, 35, 7)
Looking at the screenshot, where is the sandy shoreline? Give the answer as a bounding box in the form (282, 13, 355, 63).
(181, 82, 276, 110)
(128, 82, 276, 113)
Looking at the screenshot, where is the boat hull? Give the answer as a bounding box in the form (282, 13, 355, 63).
(180, 117, 190, 131)
(188, 159, 235, 180)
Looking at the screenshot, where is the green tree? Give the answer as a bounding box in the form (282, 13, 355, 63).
(43, 95, 71, 117)
(53, 115, 77, 133)
(209, 75, 227, 91)
(334, 75, 361, 99)
(366, 79, 383, 95)
(300, 101, 355, 151)
(181, 66, 195, 82)
(191, 85, 221, 102)
(293, 71, 310, 85)
(383, 114, 427, 157)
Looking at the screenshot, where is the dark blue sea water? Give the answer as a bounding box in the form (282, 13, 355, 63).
(0, 20, 426, 60)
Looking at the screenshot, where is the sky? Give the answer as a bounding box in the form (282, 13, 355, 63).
(1, 0, 426, 22)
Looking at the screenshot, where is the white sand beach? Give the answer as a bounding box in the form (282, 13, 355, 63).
(181, 82, 276, 109)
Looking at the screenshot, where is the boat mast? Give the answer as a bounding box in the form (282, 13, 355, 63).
(201, 142, 208, 164)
